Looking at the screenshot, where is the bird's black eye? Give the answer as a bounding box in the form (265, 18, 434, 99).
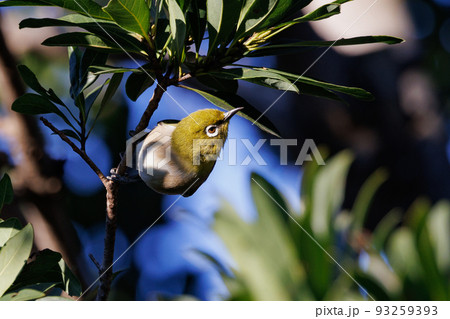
(206, 125, 219, 137)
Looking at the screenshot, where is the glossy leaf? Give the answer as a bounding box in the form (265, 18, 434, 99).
(11, 249, 82, 297)
(209, 68, 298, 93)
(12, 93, 60, 115)
(292, 0, 351, 23)
(261, 68, 374, 100)
(103, 0, 151, 42)
(0, 288, 45, 301)
(90, 65, 140, 75)
(165, 0, 186, 62)
(0, 0, 112, 20)
(102, 73, 124, 108)
(20, 15, 148, 55)
(0, 224, 34, 297)
(196, 74, 238, 93)
(236, 0, 278, 39)
(187, 0, 207, 52)
(257, 0, 312, 30)
(179, 85, 280, 137)
(206, 0, 241, 53)
(0, 218, 22, 247)
(0, 174, 13, 212)
(43, 32, 131, 53)
(125, 72, 155, 102)
(247, 36, 404, 57)
(17, 65, 47, 95)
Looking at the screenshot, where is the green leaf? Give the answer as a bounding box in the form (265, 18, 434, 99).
(103, 0, 151, 42)
(0, 0, 112, 20)
(0, 174, 13, 213)
(351, 169, 388, 232)
(427, 202, 450, 275)
(0, 218, 22, 247)
(293, 0, 351, 23)
(125, 72, 155, 102)
(17, 65, 66, 106)
(102, 73, 123, 108)
(372, 209, 402, 252)
(90, 65, 140, 75)
(187, 0, 207, 52)
(257, 0, 312, 30)
(214, 180, 306, 300)
(236, 0, 278, 39)
(260, 68, 374, 100)
(70, 48, 108, 100)
(0, 288, 45, 301)
(12, 93, 60, 115)
(20, 15, 148, 55)
(209, 68, 299, 93)
(310, 151, 353, 241)
(179, 85, 280, 137)
(0, 224, 34, 297)
(247, 36, 404, 57)
(17, 65, 47, 96)
(11, 249, 81, 297)
(206, 0, 241, 54)
(43, 32, 136, 54)
(196, 74, 238, 93)
(165, 0, 186, 62)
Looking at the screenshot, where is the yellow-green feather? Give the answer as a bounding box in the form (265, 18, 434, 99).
(171, 109, 229, 176)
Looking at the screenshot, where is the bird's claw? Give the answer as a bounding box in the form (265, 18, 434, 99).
(107, 168, 140, 184)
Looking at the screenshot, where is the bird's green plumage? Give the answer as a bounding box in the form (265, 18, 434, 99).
(171, 109, 229, 176)
(138, 108, 241, 197)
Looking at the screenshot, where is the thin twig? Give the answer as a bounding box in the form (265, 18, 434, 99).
(89, 254, 102, 272)
(40, 117, 108, 186)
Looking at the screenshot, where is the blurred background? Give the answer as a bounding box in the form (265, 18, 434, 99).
(0, 0, 449, 300)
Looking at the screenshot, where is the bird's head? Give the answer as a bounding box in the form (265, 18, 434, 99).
(171, 108, 243, 168)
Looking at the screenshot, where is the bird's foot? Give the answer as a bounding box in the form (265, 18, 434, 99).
(107, 168, 140, 184)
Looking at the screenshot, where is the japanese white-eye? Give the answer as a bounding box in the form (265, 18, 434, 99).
(136, 107, 243, 197)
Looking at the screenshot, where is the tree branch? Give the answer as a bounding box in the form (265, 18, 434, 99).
(40, 117, 108, 186)
(0, 15, 90, 290)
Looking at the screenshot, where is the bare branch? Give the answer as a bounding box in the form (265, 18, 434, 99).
(40, 117, 109, 186)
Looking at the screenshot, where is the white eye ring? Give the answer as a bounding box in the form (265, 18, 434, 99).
(206, 125, 219, 137)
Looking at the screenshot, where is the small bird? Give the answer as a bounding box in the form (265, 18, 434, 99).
(136, 107, 243, 197)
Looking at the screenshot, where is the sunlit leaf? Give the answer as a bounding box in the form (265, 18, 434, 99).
(0, 288, 45, 301)
(0, 224, 34, 297)
(0, 218, 22, 247)
(208, 68, 299, 93)
(103, 0, 151, 42)
(0, 0, 112, 20)
(236, 0, 278, 39)
(20, 15, 148, 55)
(246, 36, 404, 57)
(259, 68, 373, 100)
(207, 0, 241, 54)
(165, 0, 186, 62)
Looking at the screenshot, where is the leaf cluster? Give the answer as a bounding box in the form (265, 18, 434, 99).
(0, 0, 403, 136)
(0, 174, 81, 301)
(212, 153, 449, 300)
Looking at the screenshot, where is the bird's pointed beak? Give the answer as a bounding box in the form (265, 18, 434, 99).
(223, 107, 244, 122)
